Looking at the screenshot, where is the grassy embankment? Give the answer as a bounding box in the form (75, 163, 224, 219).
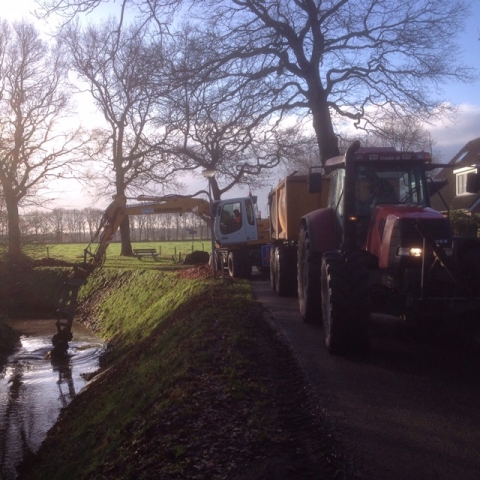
(2, 244, 340, 479)
(0, 241, 208, 362)
(20, 267, 264, 479)
(1, 245, 261, 478)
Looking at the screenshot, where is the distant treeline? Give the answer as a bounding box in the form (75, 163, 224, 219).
(0, 208, 210, 244)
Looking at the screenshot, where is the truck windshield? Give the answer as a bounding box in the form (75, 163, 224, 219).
(354, 164, 427, 215)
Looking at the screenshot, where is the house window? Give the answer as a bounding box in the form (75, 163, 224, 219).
(454, 167, 476, 196)
(456, 173, 468, 195)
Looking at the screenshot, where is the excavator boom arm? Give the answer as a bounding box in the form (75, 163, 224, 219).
(127, 195, 211, 224)
(51, 193, 211, 357)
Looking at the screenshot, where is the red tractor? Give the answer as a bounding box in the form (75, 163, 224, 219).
(299, 141, 480, 354)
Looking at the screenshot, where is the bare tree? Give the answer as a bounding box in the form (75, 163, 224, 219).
(158, 24, 291, 200)
(0, 20, 85, 257)
(366, 111, 436, 153)
(61, 19, 183, 255)
(65, 208, 85, 242)
(35, 0, 180, 30)
(50, 208, 66, 243)
(279, 111, 441, 176)
(39, 0, 473, 168)
(83, 207, 103, 239)
(22, 210, 51, 242)
(201, 0, 474, 164)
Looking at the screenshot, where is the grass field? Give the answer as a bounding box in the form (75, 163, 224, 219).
(1, 240, 211, 269)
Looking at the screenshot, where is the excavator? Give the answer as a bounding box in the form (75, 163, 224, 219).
(50, 191, 270, 357)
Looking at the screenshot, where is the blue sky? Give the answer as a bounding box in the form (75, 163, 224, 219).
(3, 1, 480, 211)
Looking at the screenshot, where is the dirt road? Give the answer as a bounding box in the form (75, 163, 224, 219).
(251, 276, 480, 480)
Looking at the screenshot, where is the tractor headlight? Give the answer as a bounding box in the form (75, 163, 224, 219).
(397, 247, 422, 257)
(397, 247, 452, 257)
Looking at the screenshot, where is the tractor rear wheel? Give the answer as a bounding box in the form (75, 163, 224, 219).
(298, 224, 322, 324)
(321, 251, 370, 355)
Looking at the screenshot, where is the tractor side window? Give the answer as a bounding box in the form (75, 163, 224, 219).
(328, 169, 345, 220)
(219, 202, 242, 234)
(355, 166, 399, 215)
(399, 168, 427, 206)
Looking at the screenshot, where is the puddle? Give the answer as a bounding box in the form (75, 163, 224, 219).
(0, 319, 104, 479)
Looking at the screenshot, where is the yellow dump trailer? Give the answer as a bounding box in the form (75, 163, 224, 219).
(268, 173, 329, 296)
(269, 174, 328, 241)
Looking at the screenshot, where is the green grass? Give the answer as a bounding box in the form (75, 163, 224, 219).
(1, 240, 210, 266)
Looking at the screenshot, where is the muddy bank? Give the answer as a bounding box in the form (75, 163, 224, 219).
(0, 260, 69, 366)
(16, 267, 354, 480)
(0, 260, 70, 319)
(0, 318, 20, 366)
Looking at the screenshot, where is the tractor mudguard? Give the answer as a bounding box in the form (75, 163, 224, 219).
(301, 208, 338, 253)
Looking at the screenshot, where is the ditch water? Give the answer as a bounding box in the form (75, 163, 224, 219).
(0, 319, 104, 479)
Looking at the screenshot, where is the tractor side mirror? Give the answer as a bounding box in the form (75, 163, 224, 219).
(308, 166, 323, 193)
(466, 171, 480, 194)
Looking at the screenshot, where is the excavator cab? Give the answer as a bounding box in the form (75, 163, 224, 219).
(215, 197, 259, 245)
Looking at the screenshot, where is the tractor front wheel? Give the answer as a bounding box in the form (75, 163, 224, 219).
(321, 251, 370, 355)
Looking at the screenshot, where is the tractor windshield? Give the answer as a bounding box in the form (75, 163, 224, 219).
(354, 164, 427, 216)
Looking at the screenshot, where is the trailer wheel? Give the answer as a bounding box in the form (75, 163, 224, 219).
(270, 246, 277, 290)
(276, 246, 297, 297)
(298, 224, 322, 324)
(321, 251, 370, 355)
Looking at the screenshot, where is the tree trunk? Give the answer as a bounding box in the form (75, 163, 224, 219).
(120, 216, 133, 256)
(309, 88, 340, 164)
(115, 157, 133, 256)
(4, 190, 22, 257)
(210, 178, 221, 201)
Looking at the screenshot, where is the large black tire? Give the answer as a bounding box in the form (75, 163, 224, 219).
(228, 251, 241, 278)
(270, 246, 277, 291)
(297, 224, 322, 324)
(275, 246, 297, 297)
(228, 250, 251, 279)
(321, 251, 370, 355)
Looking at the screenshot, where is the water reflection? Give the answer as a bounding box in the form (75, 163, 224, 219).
(0, 320, 103, 479)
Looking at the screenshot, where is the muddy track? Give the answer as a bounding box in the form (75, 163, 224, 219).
(238, 321, 360, 480)
(251, 275, 480, 480)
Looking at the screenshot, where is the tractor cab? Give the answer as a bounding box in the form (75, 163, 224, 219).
(323, 148, 434, 249)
